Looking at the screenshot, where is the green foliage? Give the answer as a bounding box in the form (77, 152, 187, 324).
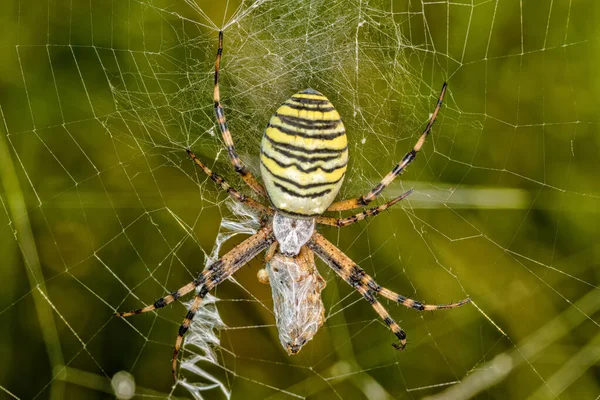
(1, 1, 599, 399)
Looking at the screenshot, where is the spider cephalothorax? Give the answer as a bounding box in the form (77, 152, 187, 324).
(272, 213, 315, 256)
(116, 30, 471, 381)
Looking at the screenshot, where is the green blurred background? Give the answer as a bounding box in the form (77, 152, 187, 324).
(1, 1, 599, 399)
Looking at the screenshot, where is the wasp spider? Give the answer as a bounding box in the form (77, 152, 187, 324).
(116, 31, 471, 381)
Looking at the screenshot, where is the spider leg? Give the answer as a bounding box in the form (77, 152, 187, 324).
(116, 226, 274, 380)
(327, 83, 447, 212)
(115, 280, 198, 317)
(214, 31, 266, 197)
(309, 231, 470, 349)
(360, 285, 408, 350)
(316, 189, 413, 227)
(187, 150, 273, 215)
(170, 226, 273, 380)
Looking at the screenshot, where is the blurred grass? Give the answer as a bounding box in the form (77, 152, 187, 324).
(1, 1, 599, 399)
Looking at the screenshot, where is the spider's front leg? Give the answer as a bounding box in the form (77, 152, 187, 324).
(116, 226, 274, 381)
(309, 231, 470, 350)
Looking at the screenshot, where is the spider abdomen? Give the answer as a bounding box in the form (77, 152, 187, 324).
(260, 89, 348, 217)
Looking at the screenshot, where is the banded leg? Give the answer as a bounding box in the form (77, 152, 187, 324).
(116, 226, 274, 380)
(115, 280, 199, 318)
(171, 288, 206, 381)
(309, 232, 470, 348)
(327, 83, 447, 212)
(214, 31, 266, 197)
(316, 189, 413, 227)
(355, 280, 408, 350)
(170, 226, 273, 380)
(187, 150, 273, 215)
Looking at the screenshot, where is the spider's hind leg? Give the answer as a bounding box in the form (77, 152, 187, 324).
(327, 83, 447, 212)
(213, 31, 266, 197)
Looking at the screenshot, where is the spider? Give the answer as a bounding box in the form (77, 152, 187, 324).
(116, 31, 471, 381)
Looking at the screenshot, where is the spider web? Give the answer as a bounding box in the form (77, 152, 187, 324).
(1, 0, 599, 399)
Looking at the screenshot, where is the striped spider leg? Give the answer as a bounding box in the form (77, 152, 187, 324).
(317, 189, 414, 227)
(186, 150, 273, 217)
(214, 31, 266, 197)
(116, 150, 275, 380)
(327, 83, 447, 212)
(116, 225, 274, 381)
(309, 232, 470, 350)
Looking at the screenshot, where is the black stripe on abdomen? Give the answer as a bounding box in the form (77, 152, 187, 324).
(261, 150, 347, 173)
(264, 134, 347, 155)
(267, 122, 346, 140)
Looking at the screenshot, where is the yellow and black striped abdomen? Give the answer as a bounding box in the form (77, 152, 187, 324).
(260, 89, 348, 217)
